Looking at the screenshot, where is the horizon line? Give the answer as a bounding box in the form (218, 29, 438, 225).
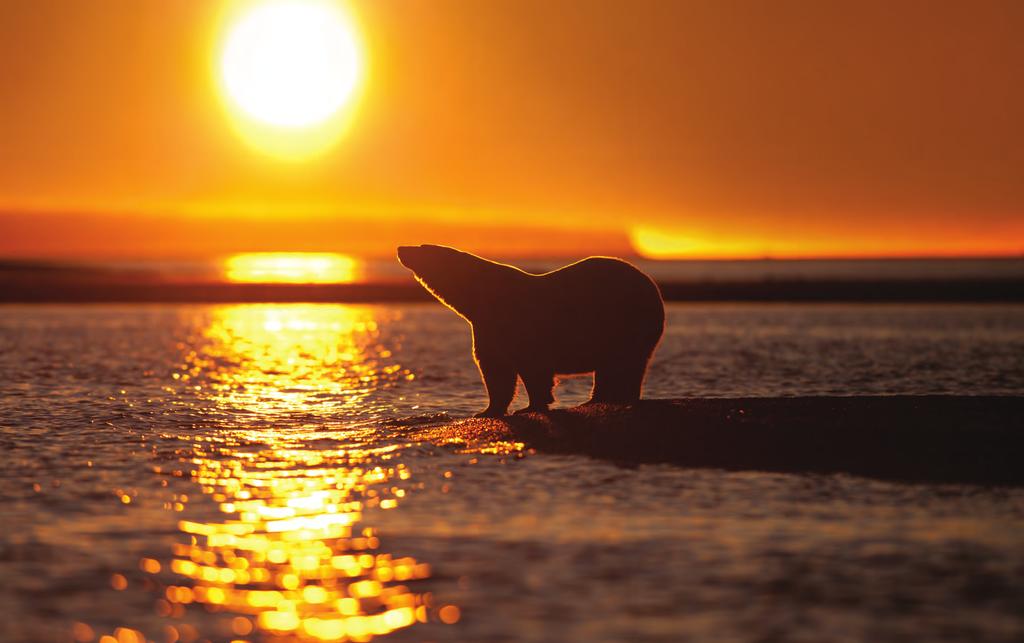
(1, 252, 1024, 264)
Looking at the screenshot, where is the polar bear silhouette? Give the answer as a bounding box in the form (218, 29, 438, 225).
(397, 245, 664, 417)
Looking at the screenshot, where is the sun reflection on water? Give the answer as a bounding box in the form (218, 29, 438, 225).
(184, 305, 414, 417)
(223, 253, 362, 284)
(93, 305, 446, 642)
(157, 440, 430, 641)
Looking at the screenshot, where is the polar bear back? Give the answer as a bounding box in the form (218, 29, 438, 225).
(502, 256, 664, 373)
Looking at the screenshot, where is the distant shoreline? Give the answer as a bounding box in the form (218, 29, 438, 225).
(1, 278, 1022, 303)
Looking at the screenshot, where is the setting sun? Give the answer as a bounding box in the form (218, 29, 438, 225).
(217, 0, 362, 159)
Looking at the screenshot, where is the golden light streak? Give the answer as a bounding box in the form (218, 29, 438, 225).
(629, 225, 772, 260)
(223, 252, 361, 283)
(629, 223, 1024, 259)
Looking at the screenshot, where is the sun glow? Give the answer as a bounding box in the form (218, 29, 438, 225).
(224, 252, 361, 283)
(216, 0, 363, 159)
(630, 225, 775, 259)
(629, 224, 1009, 259)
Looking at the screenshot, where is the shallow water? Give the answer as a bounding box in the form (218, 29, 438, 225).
(2, 303, 1023, 642)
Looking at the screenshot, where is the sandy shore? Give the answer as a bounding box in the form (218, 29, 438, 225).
(409, 396, 1024, 486)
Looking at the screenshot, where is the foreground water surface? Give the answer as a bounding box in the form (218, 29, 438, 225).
(2, 303, 1024, 642)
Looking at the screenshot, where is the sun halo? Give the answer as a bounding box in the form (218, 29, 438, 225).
(215, 0, 363, 160)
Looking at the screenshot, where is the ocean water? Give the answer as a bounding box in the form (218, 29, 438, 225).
(2, 303, 1024, 643)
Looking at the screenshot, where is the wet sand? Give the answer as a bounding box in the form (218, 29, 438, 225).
(411, 396, 1024, 486)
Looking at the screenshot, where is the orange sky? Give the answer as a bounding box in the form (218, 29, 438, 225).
(0, 0, 1022, 259)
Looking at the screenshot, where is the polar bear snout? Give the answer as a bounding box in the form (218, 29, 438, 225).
(397, 245, 423, 270)
(398, 244, 459, 273)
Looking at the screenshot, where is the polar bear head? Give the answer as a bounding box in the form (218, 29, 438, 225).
(397, 244, 516, 321)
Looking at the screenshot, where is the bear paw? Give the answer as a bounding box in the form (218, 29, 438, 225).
(514, 406, 549, 415)
(474, 408, 507, 419)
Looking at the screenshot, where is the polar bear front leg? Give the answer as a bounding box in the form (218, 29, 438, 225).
(474, 355, 517, 418)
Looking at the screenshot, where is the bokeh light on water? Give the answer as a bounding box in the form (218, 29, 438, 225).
(157, 443, 430, 641)
(90, 305, 450, 642)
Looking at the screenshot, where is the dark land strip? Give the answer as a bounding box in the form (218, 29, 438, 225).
(409, 396, 1024, 486)
(2, 278, 1023, 303)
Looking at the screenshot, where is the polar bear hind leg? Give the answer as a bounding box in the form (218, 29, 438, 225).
(589, 355, 649, 404)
